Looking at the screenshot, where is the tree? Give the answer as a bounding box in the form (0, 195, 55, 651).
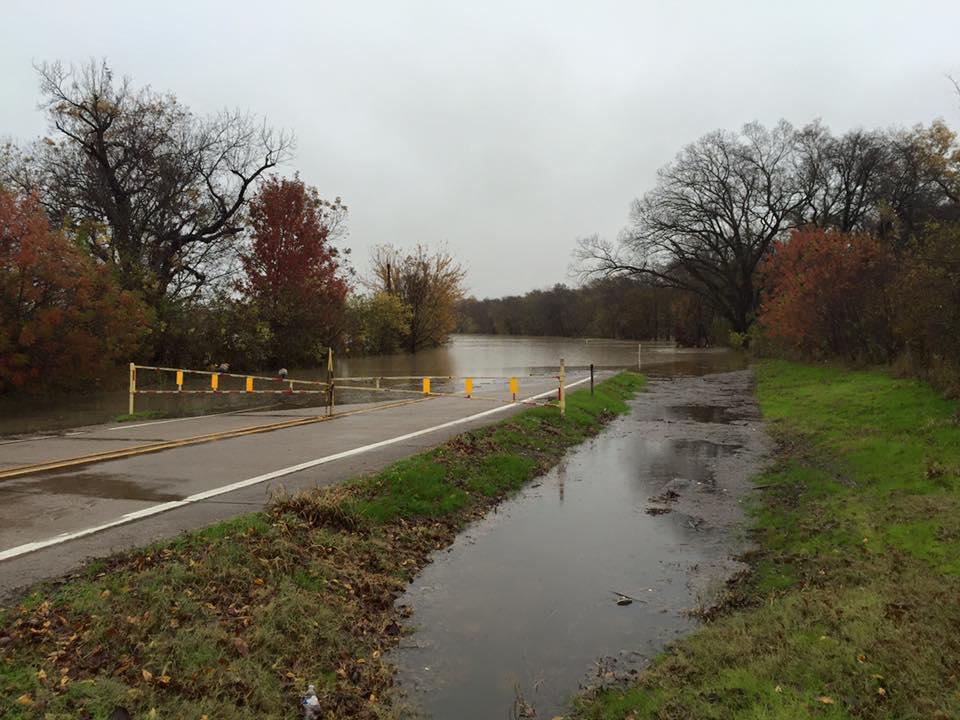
(0, 189, 149, 393)
(2, 60, 292, 313)
(796, 124, 887, 232)
(758, 228, 897, 362)
(578, 121, 810, 333)
(345, 292, 412, 355)
(369, 244, 465, 352)
(238, 176, 349, 366)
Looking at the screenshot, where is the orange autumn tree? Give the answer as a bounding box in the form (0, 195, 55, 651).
(0, 190, 149, 393)
(758, 228, 897, 362)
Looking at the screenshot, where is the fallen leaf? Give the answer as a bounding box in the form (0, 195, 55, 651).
(142, 669, 153, 682)
(37, 668, 47, 682)
(774, 685, 782, 693)
(818, 696, 834, 704)
(15, 694, 33, 706)
(857, 654, 866, 663)
(158, 674, 171, 686)
(878, 687, 887, 696)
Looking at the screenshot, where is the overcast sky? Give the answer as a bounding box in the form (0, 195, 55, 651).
(2, 1, 959, 298)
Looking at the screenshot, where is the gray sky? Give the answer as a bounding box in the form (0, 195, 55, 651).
(2, 0, 959, 298)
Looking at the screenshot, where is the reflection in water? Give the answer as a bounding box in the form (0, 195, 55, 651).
(0, 335, 743, 436)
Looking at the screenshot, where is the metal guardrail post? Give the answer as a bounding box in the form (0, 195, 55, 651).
(559, 358, 566, 418)
(590, 363, 594, 396)
(128, 362, 136, 415)
(327, 348, 335, 416)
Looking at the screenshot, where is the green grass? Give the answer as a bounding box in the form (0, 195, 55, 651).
(574, 360, 960, 719)
(0, 373, 644, 720)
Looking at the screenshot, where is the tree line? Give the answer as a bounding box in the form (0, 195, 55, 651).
(575, 94, 960, 392)
(0, 61, 464, 395)
(457, 279, 679, 340)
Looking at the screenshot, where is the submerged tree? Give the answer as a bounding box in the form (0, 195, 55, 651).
(238, 176, 349, 366)
(369, 244, 465, 352)
(2, 60, 293, 312)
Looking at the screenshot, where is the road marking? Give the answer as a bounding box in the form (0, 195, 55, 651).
(107, 402, 282, 430)
(0, 398, 429, 481)
(0, 377, 591, 562)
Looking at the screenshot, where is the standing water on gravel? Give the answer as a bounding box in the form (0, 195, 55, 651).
(392, 363, 771, 719)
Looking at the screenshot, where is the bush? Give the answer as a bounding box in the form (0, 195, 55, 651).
(758, 228, 897, 362)
(893, 224, 960, 395)
(0, 190, 149, 394)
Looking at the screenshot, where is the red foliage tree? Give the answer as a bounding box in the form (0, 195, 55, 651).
(238, 177, 349, 365)
(758, 228, 897, 361)
(0, 190, 149, 394)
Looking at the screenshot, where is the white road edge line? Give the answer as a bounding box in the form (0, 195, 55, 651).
(0, 377, 593, 562)
(107, 402, 282, 431)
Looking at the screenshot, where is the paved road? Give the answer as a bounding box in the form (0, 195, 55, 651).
(0, 374, 586, 601)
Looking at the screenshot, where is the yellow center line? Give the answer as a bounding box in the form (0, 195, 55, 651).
(0, 397, 431, 481)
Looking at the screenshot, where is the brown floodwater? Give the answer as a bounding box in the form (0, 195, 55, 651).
(391, 362, 770, 719)
(0, 335, 740, 436)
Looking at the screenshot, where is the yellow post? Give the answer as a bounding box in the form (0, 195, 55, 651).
(128, 363, 136, 415)
(176, 370, 183, 392)
(245, 376, 254, 393)
(465, 377, 473, 398)
(509, 377, 518, 402)
(423, 377, 431, 395)
(559, 358, 566, 418)
(211, 373, 219, 391)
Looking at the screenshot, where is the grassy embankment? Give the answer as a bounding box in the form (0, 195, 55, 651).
(0, 373, 644, 719)
(575, 360, 960, 719)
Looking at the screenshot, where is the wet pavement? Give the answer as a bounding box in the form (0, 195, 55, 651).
(392, 369, 771, 719)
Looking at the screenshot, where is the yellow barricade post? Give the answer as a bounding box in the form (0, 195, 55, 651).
(465, 378, 473, 398)
(211, 373, 219, 391)
(176, 370, 183, 392)
(245, 376, 254, 393)
(509, 377, 518, 402)
(423, 377, 431, 396)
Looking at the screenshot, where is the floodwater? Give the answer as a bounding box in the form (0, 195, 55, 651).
(392, 366, 770, 719)
(0, 335, 740, 436)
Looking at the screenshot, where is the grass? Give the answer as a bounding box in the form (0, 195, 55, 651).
(0, 373, 644, 720)
(573, 360, 960, 719)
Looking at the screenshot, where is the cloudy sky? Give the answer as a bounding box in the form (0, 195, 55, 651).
(2, 0, 959, 297)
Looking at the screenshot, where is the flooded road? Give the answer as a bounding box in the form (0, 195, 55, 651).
(392, 368, 770, 719)
(0, 335, 738, 436)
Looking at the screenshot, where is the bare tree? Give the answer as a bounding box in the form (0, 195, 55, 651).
(369, 244, 465, 352)
(3, 60, 293, 308)
(797, 123, 887, 232)
(578, 121, 810, 333)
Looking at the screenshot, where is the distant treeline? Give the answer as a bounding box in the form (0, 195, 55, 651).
(457, 279, 686, 341)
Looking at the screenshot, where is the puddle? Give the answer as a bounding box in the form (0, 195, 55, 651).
(666, 404, 730, 423)
(7, 472, 186, 502)
(392, 370, 770, 719)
